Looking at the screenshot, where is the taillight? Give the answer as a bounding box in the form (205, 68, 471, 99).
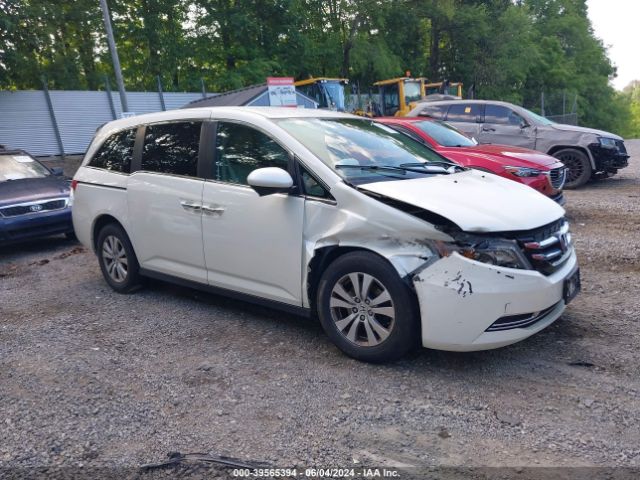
(71, 179, 78, 191)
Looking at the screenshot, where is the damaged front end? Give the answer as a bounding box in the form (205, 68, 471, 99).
(589, 139, 630, 175)
(409, 218, 578, 352)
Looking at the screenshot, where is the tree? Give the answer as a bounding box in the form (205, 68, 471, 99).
(0, 0, 633, 134)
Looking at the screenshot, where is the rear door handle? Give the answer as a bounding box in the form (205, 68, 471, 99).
(202, 204, 225, 215)
(482, 127, 496, 132)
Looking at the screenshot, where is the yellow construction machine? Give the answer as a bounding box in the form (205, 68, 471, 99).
(294, 77, 349, 111)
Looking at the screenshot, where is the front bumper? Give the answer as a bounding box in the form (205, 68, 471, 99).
(412, 250, 578, 351)
(0, 207, 73, 245)
(589, 144, 630, 173)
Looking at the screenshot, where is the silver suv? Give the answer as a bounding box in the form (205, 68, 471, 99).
(409, 100, 630, 188)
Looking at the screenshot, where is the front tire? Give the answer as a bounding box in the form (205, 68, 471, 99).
(317, 251, 419, 363)
(553, 148, 592, 189)
(96, 223, 142, 293)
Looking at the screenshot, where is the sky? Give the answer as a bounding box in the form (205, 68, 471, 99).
(586, 0, 640, 91)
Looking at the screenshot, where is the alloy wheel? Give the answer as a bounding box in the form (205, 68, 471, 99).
(329, 272, 396, 347)
(102, 235, 128, 283)
(559, 152, 585, 184)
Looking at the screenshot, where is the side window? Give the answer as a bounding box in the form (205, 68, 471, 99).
(381, 84, 400, 116)
(89, 128, 136, 173)
(446, 103, 482, 123)
(141, 121, 201, 177)
(215, 122, 289, 185)
(300, 166, 331, 199)
(485, 105, 523, 125)
(418, 104, 448, 120)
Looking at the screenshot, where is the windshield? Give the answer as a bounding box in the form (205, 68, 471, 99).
(276, 118, 459, 183)
(413, 120, 477, 147)
(404, 81, 422, 104)
(0, 153, 51, 181)
(522, 108, 555, 125)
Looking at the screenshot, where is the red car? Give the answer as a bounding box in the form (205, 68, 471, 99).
(377, 117, 567, 204)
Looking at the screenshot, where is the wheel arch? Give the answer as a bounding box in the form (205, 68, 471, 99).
(92, 214, 127, 253)
(547, 145, 595, 170)
(306, 245, 419, 319)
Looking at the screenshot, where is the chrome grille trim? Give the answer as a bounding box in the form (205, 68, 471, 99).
(548, 167, 567, 189)
(517, 220, 572, 275)
(0, 197, 69, 218)
(486, 303, 560, 332)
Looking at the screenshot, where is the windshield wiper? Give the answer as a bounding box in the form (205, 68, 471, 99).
(335, 164, 409, 174)
(336, 164, 457, 175)
(400, 161, 466, 172)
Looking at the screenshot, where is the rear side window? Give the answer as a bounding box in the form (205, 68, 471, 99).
(485, 105, 525, 126)
(418, 104, 448, 120)
(446, 103, 482, 123)
(141, 121, 201, 177)
(215, 122, 289, 185)
(89, 128, 136, 173)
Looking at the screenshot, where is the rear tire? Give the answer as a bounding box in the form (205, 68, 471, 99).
(317, 251, 419, 363)
(96, 223, 142, 293)
(553, 148, 592, 189)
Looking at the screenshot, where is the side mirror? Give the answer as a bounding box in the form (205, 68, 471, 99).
(247, 167, 293, 196)
(520, 120, 530, 129)
(50, 167, 64, 176)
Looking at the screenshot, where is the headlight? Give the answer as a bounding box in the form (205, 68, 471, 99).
(431, 235, 531, 270)
(504, 166, 544, 177)
(598, 137, 617, 149)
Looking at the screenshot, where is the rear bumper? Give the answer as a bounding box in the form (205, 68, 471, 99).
(0, 207, 73, 245)
(412, 250, 578, 351)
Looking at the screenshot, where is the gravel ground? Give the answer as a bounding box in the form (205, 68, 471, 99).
(1, 143, 639, 479)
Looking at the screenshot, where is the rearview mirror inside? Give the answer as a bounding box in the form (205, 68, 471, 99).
(247, 167, 294, 196)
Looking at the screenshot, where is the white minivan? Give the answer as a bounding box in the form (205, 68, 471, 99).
(72, 107, 580, 362)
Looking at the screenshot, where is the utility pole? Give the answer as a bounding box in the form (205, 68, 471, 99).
(99, 0, 128, 114)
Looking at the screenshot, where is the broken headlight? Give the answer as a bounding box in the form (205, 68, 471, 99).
(598, 137, 618, 149)
(433, 235, 531, 270)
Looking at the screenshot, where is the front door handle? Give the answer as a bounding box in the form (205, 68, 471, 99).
(180, 199, 202, 213)
(482, 127, 496, 132)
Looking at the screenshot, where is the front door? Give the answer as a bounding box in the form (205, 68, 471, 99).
(201, 121, 305, 305)
(479, 104, 536, 148)
(127, 121, 207, 283)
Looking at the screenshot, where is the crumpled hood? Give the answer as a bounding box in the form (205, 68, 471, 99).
(549, 123, 622, 140)
(358, 169, 565, 232)
(0, 177, 70, 208)
(439, 144, 559, 168)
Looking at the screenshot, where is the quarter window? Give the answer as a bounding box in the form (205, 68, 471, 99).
(141, 121, 201, 177)
(300, 166, 331, 199)
(215, 122, 289, 185)
(89, 128, 136, 173)
(446, 104, 482, 123)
